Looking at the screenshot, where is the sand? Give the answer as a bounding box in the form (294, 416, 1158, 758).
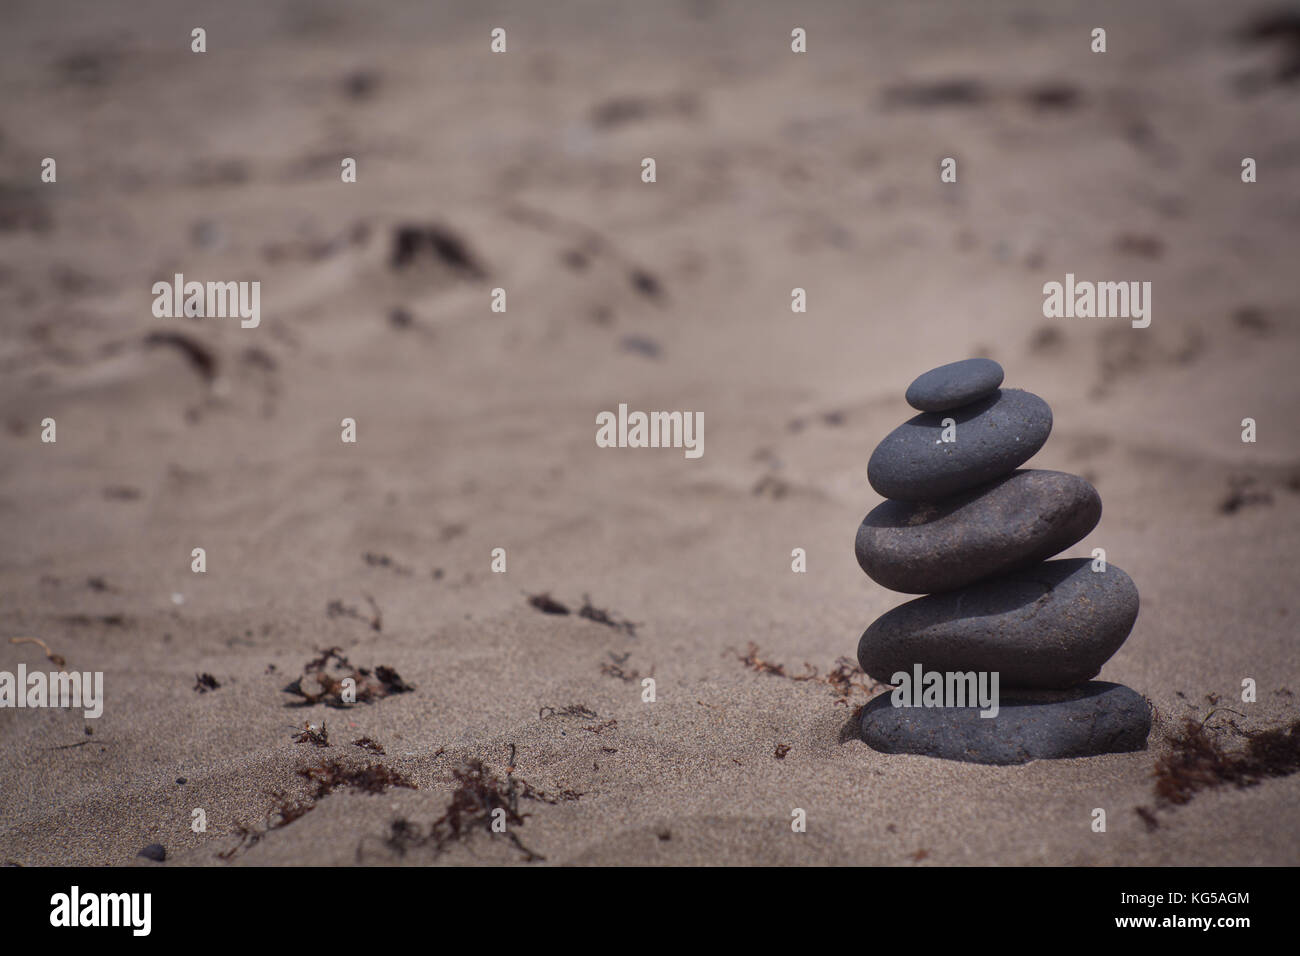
(1, 0, 1298, 866)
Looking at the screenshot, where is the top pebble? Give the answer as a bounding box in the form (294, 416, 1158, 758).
(905, 358, 1004, 412)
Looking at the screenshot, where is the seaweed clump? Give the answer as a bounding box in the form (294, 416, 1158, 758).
(730, 643, 886, 702)
(219, 758, 415, 859)
(1135, 713, 1300, 829)
(283, 646, 414, 707)
(371, 757, 581, 863)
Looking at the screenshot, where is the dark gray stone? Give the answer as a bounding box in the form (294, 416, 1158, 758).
(138, 843, 166, 862)
(859, 681, 1151, 764)
(857, 558, 1139, 689)
(855, 470, 1101, 593)
(867, 389, 1052, 500)
(905, 358, 1004, 412)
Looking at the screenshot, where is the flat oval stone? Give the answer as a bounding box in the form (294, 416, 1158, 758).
(859, 681, 1151, 764)
(867, 389, 1052, 501)
(855, 470, 1101, 593)
(905, 358, 1004, 412)
(857, 558, 1139, 689)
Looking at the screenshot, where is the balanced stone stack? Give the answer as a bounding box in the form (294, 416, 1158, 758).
(854, 358, 1151, 764)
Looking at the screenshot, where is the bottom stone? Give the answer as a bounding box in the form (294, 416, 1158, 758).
(858, 681, 1151, 765)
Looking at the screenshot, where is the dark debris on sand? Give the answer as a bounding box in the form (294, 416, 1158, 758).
(8, 636, 65, 667)
(1220, 475, 1274, 514)
(882, 78, 987, 109)
(578, 595, 639, 637)
(390, 222, 488, 277)
(1023, 81, 1083, 111)
(293, 722, 330, 747)
(629, 267, 664, 300)
(1238, 9, 1300, 84)
(599, 651, 642, 683)
(220, 758, 415, 859)
(326, 593, 383, 632)
(528, 592, 639, 637)
(283, 646, 414, 708)
(144, 331, 218, 381)
(527, 592, 570, 615)
(589, 91, 697, 129)
(301, 758, 415, 798)
(362, 551, 412, 574)
(1135, 713, 1300, 828)
(730, 643, 887, 703)
(371, 757, 581, 863)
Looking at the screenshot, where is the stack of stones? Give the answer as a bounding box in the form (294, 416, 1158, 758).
(853, 358, 1151, 764)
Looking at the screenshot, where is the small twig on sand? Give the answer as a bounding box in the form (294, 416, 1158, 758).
(9, 636, 66, 667)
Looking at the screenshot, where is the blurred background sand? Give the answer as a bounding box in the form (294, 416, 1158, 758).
(1, 0, 1297, 865)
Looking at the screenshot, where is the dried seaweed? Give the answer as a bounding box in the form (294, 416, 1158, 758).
(1135, 712, 1300, 827)
(193, 673, 221, 693)
(730, 644, 886, 703)
(293, 722, 330, 747)
(823, 657, 887, 700)
(730, 642, 816, 680)
(599, 651, 642, 683)
(219, 758, 414, 860)
(366, 758, 581, 863)
(300, 758, 415, 798)
(579, 595, 639, 636)
(283, 646, 414, 708)
(1154, 715, 1300, 805)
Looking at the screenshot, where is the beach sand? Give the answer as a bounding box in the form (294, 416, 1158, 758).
(1, 0, 1298, 866)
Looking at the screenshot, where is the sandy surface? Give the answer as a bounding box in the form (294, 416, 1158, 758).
(1, 0, 1298, 866)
